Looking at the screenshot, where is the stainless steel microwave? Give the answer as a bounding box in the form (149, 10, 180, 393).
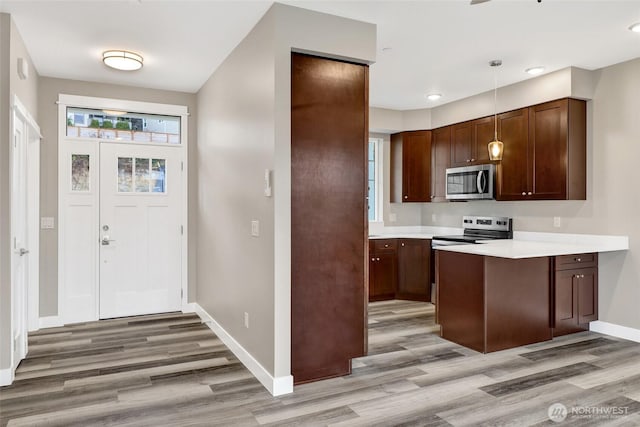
(445, 164, 495, 200)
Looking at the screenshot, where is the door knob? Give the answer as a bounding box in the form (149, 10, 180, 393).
(101, 235, 116, 246)
(19, 248, 29, 256)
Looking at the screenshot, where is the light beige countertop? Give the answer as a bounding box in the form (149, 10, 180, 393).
(369, 226, 629, 258)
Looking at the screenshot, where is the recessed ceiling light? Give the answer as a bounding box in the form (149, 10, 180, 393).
(630, 23, 640, 32)
(525, 66, 545, 75)
(102, 50, 143, 71)
(426, 93, 442, 101)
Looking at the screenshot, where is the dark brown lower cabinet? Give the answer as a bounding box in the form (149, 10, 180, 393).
(437, 250, 552, 353)
(369, 251, 397, 301)
(291, 53, 368, 384)
(553, 254, 598, 337)
(368, 238, 430, 302)
(397, 239, 431, 301)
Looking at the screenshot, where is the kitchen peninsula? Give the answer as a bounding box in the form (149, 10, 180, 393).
(369, 226, 628, 353)
(435, 237, 629, 353)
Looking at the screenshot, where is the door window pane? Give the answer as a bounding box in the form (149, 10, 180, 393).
(66, 107, 181, 144)
(151, 159, 166, 193)
(118, 157, 133, 192)
(71, 154, 90, 191)
(135, 158, 150, 193)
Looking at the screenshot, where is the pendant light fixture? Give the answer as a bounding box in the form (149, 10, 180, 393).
(488, 59, 504, 161)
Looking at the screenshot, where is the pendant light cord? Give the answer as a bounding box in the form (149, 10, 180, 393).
(494, 70, 498, 140)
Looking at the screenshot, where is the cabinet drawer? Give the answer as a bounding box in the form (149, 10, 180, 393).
(373, 239, 398, 252)
(555, 253, 597, 270)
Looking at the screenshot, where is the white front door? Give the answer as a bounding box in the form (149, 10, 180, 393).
(99, 143, 182, 318)
(11, 112, 29, 368)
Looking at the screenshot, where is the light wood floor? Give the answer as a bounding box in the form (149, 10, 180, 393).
(2, 300, 640, 426)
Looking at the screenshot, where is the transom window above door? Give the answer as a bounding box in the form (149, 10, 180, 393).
(66, 107, 181, 144)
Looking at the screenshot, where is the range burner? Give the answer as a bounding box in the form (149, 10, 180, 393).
(432, 216, 512, 246)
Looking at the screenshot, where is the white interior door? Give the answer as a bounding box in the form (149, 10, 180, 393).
(11, 112, 28, 368)
(99, 143, 182, 318)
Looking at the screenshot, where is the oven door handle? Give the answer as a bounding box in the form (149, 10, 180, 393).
(477, 171, 486, 194)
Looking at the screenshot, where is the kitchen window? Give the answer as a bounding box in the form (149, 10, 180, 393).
(368, 138, 382, 222)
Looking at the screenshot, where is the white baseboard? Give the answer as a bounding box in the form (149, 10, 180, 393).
(39, 315, 64, 329)
(0, 367, 14, 386)
(590, 321, 640, 343)
(186, 303, 293, 396)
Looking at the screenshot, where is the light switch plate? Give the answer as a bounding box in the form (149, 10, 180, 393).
(41, 217, 55, 229)
(553, 217, 561, 228)
(251, 220, 259, 237)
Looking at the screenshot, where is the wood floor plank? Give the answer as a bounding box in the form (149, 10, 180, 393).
(2, 300, 639, 427)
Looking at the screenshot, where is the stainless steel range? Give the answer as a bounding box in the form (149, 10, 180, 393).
(432, 215, 512, 247)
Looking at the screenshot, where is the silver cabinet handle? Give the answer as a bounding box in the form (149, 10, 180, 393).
(19, 248, 29, 256)
(404, 195, 408, 199)
(471, 158, 476, 162)
(401, 243, 405, 247)
(377, 257, 380, 261)
(522, 192, 526, 196)
(528, 192, 533, 195)
(575, 258, 582, 262)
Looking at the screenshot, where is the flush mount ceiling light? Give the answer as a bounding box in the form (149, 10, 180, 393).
(488, 59, 504, 162)
(102, 50, 143, 71)
(630, 23, 640, 32)
(426, 93, 442, 101)
(525, 66, 545, 75)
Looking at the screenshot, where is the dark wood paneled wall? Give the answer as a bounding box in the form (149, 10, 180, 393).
(291, 53, 368, 384)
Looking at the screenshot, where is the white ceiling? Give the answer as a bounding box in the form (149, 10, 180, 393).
(2, 0, 640, 110)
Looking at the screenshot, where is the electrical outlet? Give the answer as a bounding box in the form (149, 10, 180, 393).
(553, 217, 561, 228)
(244, 312, 249, 328)
(251, 220, 259, 237)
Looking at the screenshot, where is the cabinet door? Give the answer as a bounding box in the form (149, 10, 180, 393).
(496, 108, 529, 200)
(403, 131, 431, 202)
(529, 99, 568, 200)
(397, 239, 430, 301)
(368, 241, 375, 300)
(472, 116, 494, 165)
(450, 122, 473, 167)
(553, 269, 580, 336)
(373, 252, 397, 299)
(431, 126, 450, 202)
(577, 267, 598, 324)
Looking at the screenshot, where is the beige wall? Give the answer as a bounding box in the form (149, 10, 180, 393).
(196, 3, 375, 378)
(37, 77, 198, 316)
(0, 13, 40, 372)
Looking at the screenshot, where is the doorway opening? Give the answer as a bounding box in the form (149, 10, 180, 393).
(57, 95, 188, 324)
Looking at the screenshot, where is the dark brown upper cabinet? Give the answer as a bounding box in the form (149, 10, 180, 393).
(496, 99, 586, 201)
(431, 126, 451, 202)
(391, 130, 432, 202)
(496, 108, 529, 200)
(450, 116, 494, 167)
